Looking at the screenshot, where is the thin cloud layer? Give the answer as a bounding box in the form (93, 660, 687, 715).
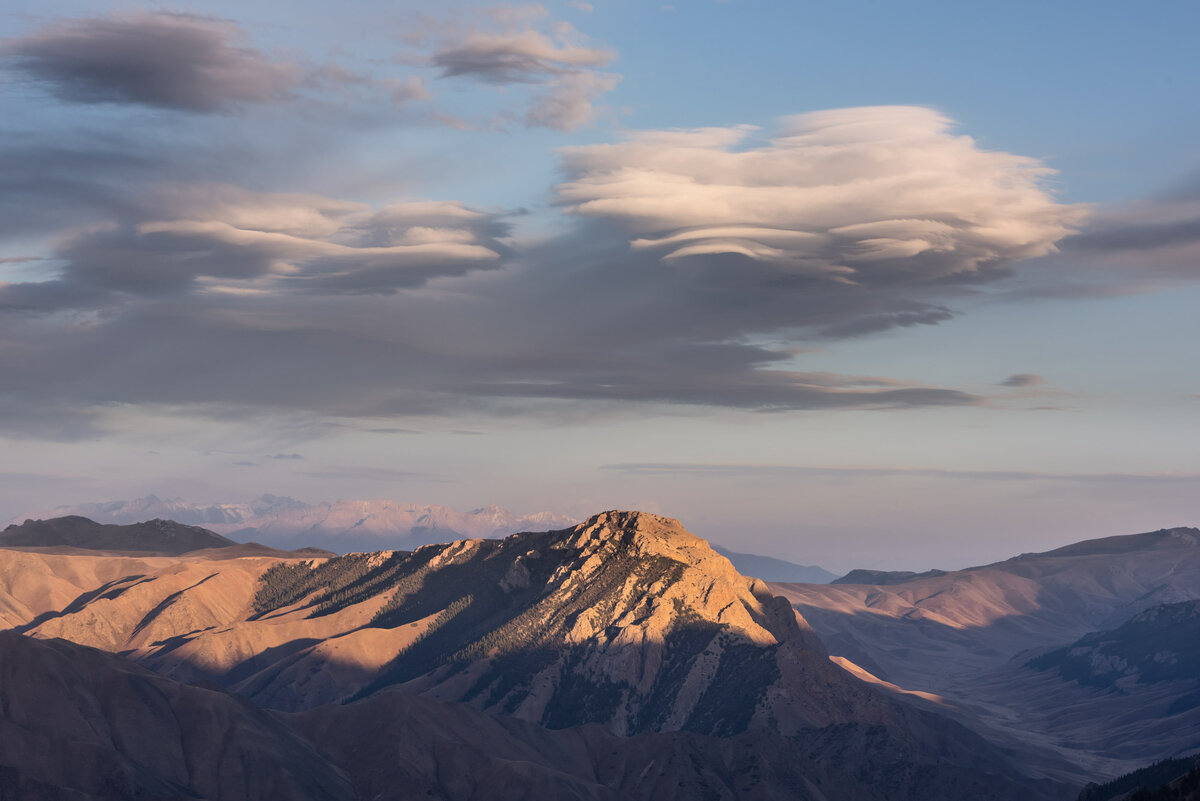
(432, 27, 612, 83)
(3, 12, 300, 112)
(1001, 374, 1045, 387)
(560, 106, 1086, 281)
(603, 462, 1200, 486)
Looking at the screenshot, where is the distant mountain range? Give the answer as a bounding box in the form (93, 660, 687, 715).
(12, 495, 579, 551)
(9, 495, 835, 582)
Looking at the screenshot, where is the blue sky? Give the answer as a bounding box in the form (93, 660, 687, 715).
(1, 1, 1198, 571)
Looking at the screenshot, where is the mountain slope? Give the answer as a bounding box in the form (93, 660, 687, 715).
(0, 516, 235, 554)
(0, 631, 354, 801)
(773, 526, 1200, 783)
(297, 686, 1043, 801)
(1028, 599, 1200, 689)
(0, 631, 1042, 801)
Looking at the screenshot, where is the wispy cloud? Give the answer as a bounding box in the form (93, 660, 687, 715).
(1000, 373, 1045, 387)
(296, 466, 449, 482)
(416, 4, 620, 130)
(603, 462, 1200, 485)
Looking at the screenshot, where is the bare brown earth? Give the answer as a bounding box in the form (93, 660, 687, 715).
(773, 527, 1200, 786)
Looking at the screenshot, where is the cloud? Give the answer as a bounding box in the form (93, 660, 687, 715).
(265, 453, 304, 460)
(296, 466, 445, 482)
(0, 184, 510, 308)
(422, 6, 619, 130)
(1000, 373, 1045, 387)
(603, 462, 1200, 485)
(1065, 201, 1200, 254)
(1009, 194, 1200, 298)
(559, 106, 1086, 282)
(0, 106, 1086, 435)
(526, 71, 621, 131)
(0, 394, 107, 442)
(432, 28, 613, 83)
(3, 12, 300, 112)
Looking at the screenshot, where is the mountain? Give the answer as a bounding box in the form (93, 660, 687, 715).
(0, 631, 353, 801)
(11, 511, 894, 731)
(13, 495, 579, 551)
(1027, 599, 1200, 689)
(0, 515, 235, 555)
(831, 568, 947, 585)
(773, 526, 1200, 784)
(0, 631, 1039, 801)
(713, 545, 836, 583)
(0, 510, 1054, 800)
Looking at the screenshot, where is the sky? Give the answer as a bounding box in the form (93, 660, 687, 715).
(1, 1, 1198, 573)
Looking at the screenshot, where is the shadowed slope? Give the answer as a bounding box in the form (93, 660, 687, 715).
(0, 631, 1041, 801)
(0, 631, 353, 801)
(775, 526, 1200, 783)
(294, 687, 1043, 801)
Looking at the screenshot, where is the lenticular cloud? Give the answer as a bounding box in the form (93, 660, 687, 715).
(558, 106, 1087, 283)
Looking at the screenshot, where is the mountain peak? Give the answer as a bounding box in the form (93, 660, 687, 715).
(574, 510, 694, 542)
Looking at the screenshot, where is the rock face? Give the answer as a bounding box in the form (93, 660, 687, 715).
(775, 526, 1200, 784)
(0, 515, 235, 554)
(341, 510, 878, 736)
